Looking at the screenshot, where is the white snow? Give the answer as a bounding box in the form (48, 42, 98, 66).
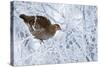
(11, 1, 97, 66)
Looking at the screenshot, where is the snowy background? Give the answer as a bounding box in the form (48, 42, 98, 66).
(11, 1, 97, 66)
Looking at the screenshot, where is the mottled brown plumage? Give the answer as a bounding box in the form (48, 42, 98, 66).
(19, 14, 61, 41)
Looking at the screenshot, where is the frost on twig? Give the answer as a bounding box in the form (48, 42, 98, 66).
(13, 2, 97, 65)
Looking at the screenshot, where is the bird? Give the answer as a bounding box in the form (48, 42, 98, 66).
(19, 14, 61, 42)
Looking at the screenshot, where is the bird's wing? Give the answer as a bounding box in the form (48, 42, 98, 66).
(35, 16, 51, 29)
(20, 14, 51, 31)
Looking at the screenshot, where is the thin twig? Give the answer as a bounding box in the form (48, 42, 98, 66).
(41, 4, 58, 23)
(46, 4, 65, 18)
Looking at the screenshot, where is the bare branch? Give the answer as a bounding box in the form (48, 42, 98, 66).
(34, 7, 45, 13)
(46, 4, 66, 18)
(41, 4, 59, 23)
(34, 4, 65, 24)
(15, 35, 34, 45)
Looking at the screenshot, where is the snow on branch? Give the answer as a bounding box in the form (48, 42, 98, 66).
(46, 4, 65, 18)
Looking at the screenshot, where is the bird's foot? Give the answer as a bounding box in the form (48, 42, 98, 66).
(40, 40, 44, 45)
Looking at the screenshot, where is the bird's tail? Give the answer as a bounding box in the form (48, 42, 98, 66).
(19, 14, 35, 24)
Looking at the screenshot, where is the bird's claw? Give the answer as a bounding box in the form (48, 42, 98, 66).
(40, 40, 44, 45)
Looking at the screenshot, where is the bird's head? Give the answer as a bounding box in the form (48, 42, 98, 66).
(48, 24, 61, 35)
(54, 24, 61, 30)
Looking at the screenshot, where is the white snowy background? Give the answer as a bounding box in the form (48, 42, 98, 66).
(11, 1, 97, 66)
